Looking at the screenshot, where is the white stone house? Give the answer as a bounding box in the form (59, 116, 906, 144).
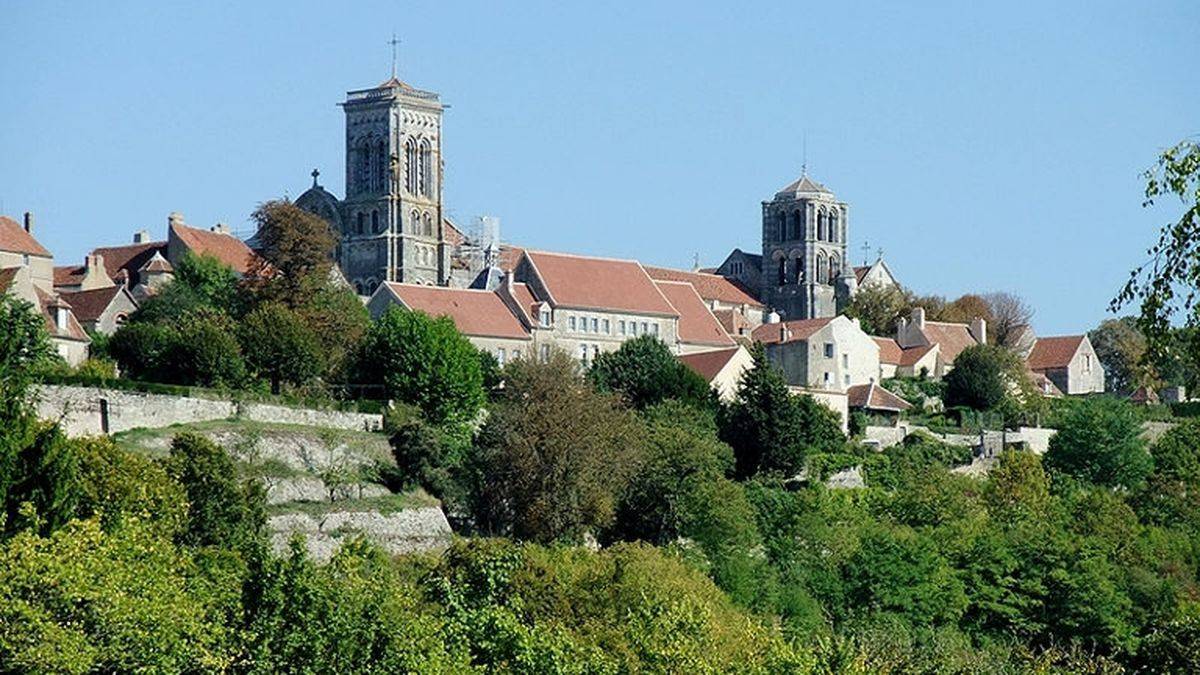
(752, 315, 880, 391)
(1, 213, 90, 365)
(1026, 335, 1104, 395)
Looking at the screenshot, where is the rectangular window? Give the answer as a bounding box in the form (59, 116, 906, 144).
(641, 322, 649, 335)
(540, 344, 550, 363)
(842, 354, 849, 368)
(540, 310, 550, 327)
(602, 319, 610, 333)
(1084, 354, 1091, 372)
(824, 372, 832, 386)
(824, 343, 834, 358)
(591, 318, 599, 332)
(579, 344, 589, 364)
(630, 322, 638, 336)
(844, 374, 850, 386)
(619, 320, 626, 335)
(569, 316, 577, 331)
(593, 344, 601, 359)
(496, 348, 506, 366)
(651, 323, 659, 335)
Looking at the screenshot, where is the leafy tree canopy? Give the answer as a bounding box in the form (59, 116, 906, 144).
(588, 334, 714, 410)
(1044, 396, 1152, 490)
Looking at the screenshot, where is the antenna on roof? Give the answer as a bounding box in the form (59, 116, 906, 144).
(389, 33, 400, 79)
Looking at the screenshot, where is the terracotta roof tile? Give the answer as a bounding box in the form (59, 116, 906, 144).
(919, 321, 978, 364)
(383, 283, 530, 340)
(713, 308, 752, 337)
(0, 216, 51, 257)
(752, 317, 834, 345)
(644, 265, 764, 308)
(0, 267, 19, 292)
(854, 266, 870, 284)
(509, 282, 540, 321)
(654, 281, 735, 347)
(444, 218, 467, 247)
(524, 250, 677, 316)
(874, 337, 903, 365)
(90, 241, 167, 281)
(1026, 335, 1085, 371)
(170, 222, 257, 274)
(899, 344, 936, 367)
(54, 265, 85, 287)
(679, 347, 742, 382)
(497, 245, 525, 273)
(59, 286, 127, 323)
(847, 382, 913, 412)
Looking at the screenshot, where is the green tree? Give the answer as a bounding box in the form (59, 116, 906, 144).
(1089, 317, 1154, 394)
(164, 432, 264, 552)
(245, 199, 337, 302)
(1044, 396, 1152, 490)
(0, 419, 80, 538)
(462, 351, 644, 542)
(844, 524, 968, 625)
(844, 283, 912, 336)
(944, 344, 1023, 411)
(107, 321, 175, 382)
(1113, 139, 1200, 367)
(290, 272, 371, 381)
(239, 302, 323, 393)
(1135, 420, 1200, 529)
(73, 436, 187, 536)
(359, 307, 485, 426)
(170, 308, 248, 387)
(588, 334, 714, 410)
(0, 294, 55, 419)
(720, 344, 844, 478)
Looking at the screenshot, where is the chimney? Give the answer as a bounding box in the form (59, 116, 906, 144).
(970, 317, 987, 345)
(86, 253, 103, 273)
(779, 323, 790, 343)
(168, 212, 184, 228)
(765, 310, 781, 324)
(911, 306, 926, 329)
(210, 222, 230, 235)
(133, 230, 150, 243)
(23, 212, 33, 234)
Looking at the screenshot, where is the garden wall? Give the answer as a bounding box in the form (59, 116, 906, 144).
(34, 385, 383, 437)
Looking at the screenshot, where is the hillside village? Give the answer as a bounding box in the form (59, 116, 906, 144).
(1, 70, 1154, 434)
(3, 20, 1200, 671)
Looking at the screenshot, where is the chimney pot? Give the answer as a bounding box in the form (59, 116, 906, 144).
(912, 306, 926, 329)
(168, 212, 184, 227)
(23, 212, 33, 233)
(133, 230, 150, 243)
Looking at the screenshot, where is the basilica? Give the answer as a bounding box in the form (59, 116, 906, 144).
(291, 73, 895, 320)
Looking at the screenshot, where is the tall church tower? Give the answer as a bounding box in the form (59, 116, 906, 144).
(338, 76, 448, 291)
(761, 174, 850, 319)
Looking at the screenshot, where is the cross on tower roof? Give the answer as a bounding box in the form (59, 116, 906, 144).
(389, 34, 400, 79)
(311, 168, 320, 188)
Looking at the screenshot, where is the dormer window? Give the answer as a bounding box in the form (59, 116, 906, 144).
(539, 308, 551, 327)
(55, 306, 68, 332)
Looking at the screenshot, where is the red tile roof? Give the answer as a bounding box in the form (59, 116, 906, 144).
(713, 308, 753, 338)
(752, 317, 834, 345)
(59, 286, 129, 324)
(444, 218, 467, 247)
(847, 382, 913, 412)
(0, 216, 51, 257)
(919, 322, 978, 364)
(899, 344, 936, 367)
(0, 267, 19, 292)
(874, 337, 903, 365)
(679, 347, 742, 382)
(90, 241, 167, 281)
(170, 223, 257, 274)
(643, 265, 764, 308)
(54, 265, 86, 287)
(654, 281, 735, 347)
(383, 283, 530, 340)
(497, 246, 525, 273)
(854, 266, 870, 284)
(523, 250, 677, 316)
(1026, 335, 1085, 371)
(508, 282, 540, 322)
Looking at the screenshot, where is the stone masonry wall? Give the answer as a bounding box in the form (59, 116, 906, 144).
(35, 385, 383, 437)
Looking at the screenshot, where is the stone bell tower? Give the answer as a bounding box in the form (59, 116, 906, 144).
(338, 74, 448, 292)
(760, 173, 849, 319)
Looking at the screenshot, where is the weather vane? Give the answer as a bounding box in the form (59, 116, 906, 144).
(389, 34, 400, 79)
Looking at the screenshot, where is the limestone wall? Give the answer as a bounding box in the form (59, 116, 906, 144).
(34, 385, 383, 436)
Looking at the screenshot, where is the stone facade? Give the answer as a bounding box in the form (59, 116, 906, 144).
(760, 175, 854, 320)
(759, 316, 881, 391)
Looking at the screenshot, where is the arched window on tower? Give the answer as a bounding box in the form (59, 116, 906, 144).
(410, 210, 420, 234)
(422, 212, 432, 236)
(357, 141, 371, 195)
(776, 212, 786, 241)
(817, 252, 828, 284)
(817, 210, 827, 241)
(356, 212, 364, 235)
(777, 258, 787, 285)
(793, 256, 804, 284)
(371, 210, 379, 232)
(789, 210, 801, 239)
(829, 211, 839, 243)
(404, 139, 417, 194)
(828, 254, 837, 282)
(419, 139, 432, 196)
(375, 140, 388, 193)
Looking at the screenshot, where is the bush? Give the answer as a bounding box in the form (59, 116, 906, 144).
(1044, 396, 1152, 490)
(588, 334, 714, 410)
(943, 344, 1011, 411)
(164, 432, 264, 552)
(239, 302, 323, 393)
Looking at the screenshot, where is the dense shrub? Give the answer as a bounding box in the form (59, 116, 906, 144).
(588, 334, 714, 410)
(1044, 396, 1152, 490)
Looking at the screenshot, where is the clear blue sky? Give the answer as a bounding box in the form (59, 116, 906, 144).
(2, 1, 1196, 334)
